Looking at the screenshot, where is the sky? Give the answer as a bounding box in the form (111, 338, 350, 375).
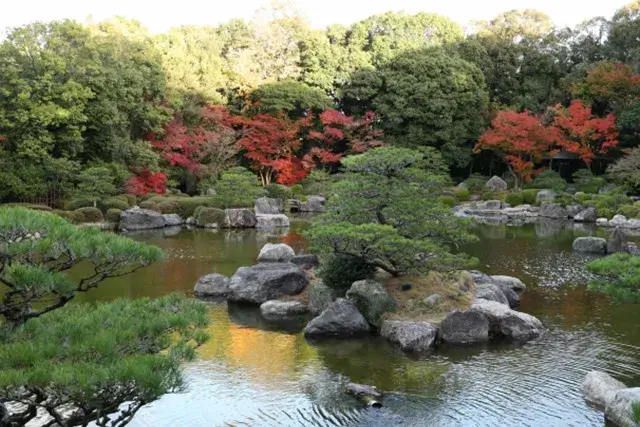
(0, 0, 633, 34)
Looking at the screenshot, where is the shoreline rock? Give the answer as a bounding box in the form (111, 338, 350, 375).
(194, 273, 230, 299)
(380, 320, 438, 352)
(304, 299, 370, 338)
(228, 262, 308, 304)
(260, 300, 308, 318)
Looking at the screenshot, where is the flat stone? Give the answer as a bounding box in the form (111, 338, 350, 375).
(440, 310, 490, 344)
(380, 320, 438, 352)
(118, 208, 165, 231)
(423, 293, 443, 307)
(572, 237, 607, 254)
(162, 213, 183, 226)
(260, 300, 308, 318)
(304, 299, 370, 338)
(254, 197, 284, 215)
(257, 243, 295, 263)
(255, 214, 290, 229)
(194, 273, 230, 298)
(582, 371, 627, 408)
(491, 275, 527, 292)
(228, 263, 308, 304)
(222, 208, 257, 228)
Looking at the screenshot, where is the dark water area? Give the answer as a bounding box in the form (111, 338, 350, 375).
(78, 220, 640, 427)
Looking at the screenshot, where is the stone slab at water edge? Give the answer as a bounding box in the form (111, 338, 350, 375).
(119, 208, 166, 231)
(304, 299, 370, 338)
(254, 197, 284, 215)
(228, 262, 308, 304)
(194, 273, 230, 299)
(582, 371, 640, 426)
(260, 300, 308, 319)
(380, 320, 438, 352)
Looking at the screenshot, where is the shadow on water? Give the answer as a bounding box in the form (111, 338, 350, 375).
(72, 221, 640, 427)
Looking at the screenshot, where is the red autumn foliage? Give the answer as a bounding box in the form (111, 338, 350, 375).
(554, 100, 619, 164)
(575, 62, 640, 109)
(475, 110, 558, 189)
(125, 170, 167, 195)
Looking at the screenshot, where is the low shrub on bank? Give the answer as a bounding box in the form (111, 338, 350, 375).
(141, 196, 215, 218)
(265, 184, 292, 201)
(53, 210, 84, 223)
(463, 174, 487, 193)
(505, 192, 524, 206)
(318, 255, 377, 292)
(586, 253, 640, 303)
(74, 207, 104, 223)
(453, 187, 470, 201)
(64, 198, 95, 211)
(597, 207, 614, 219)
(573, 170, 606, 194)
(100, 197, 129, 212)
(438, 195, 457, 207)
(105, 208, 122, 223)
(2, 203, 52, 211)
(194, 207, 225, 226)
(521, 189, 539, 205)
(617, 204, 640, 219)
(528, 170, 566, 192)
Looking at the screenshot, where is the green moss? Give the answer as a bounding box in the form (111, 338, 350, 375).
(105, 208, 122, 223)
(195, 207, 225, 227)
(75, 207, 104, 223)
(453, 187, 470, 201)
(505, 192, 524, 206)
(438, 195, 457, 207)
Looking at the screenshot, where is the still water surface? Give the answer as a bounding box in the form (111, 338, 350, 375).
(81, 221, 640, 427)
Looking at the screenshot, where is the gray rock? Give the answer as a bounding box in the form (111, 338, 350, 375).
(186, 216, 196, 225)
(254, 197, 284, 215)
(255, 214, 290, 229)
(476, 283, 509, 306)
(346, 280, 397, 328)
(380, 320, 438, 352)
(118, 208, 165, 231)
(308, 281, 336, 315)
(222, 208, 257, 228)
(299, 195, 327, 213)
(540, 202, 568, 219)
(567, 204, 585, 218)
(611, 214, 629, 228)
(605, 387, 640, 427)
(470, 300, 544, 341)
(423, 293, 443, 307)
(574, 207, 597, 223)
(345, 383, 382, 398)
(469, 194, 482, 202)
(304, 299, 370, 338)
(597, 218, 610, 226)
(228, 263, 308, 304)
(627, 242, 640, 255)
(599, 183, 618, 194)
(608, 227, 628, 254)
(260, 300, 308, 318)
(582, 371, 627, 408)
(194, 273, 230, 298)
(440, 310, 490, 344)
(494, 282, 521, 308)
(536, 189, 558, 202)
(290, 254, 319, 270)
(491, 275, 527, 293)
(470, 270, 494, 285)
(485, 175, 508, 192)
(162, 213, 183, 226)
(257, 243, 295, 263)
(479, 200, 502, 210)
(573, 237, 607, 254)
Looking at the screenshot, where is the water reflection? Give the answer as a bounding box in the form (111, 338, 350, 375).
(78, 222, 640, 427)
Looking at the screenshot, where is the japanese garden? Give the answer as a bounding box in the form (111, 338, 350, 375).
(2, 1, 640, 426)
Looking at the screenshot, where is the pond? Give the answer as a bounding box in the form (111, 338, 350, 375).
(79, 221, 640, 427)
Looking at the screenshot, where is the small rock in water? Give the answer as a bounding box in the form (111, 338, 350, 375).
(345, 382, 382, 398)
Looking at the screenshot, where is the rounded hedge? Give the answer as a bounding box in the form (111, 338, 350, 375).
(505, 192, 524, 207)
(453, 187, 470, 202)
(74, 207, 104, 223)
(195, 207, 225, 227)
(521, 189, 539, 205)
(438, 195, 457, 207)
(105, 208, 122, 223)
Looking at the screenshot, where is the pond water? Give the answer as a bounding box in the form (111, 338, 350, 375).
(80, 220, 640, 427)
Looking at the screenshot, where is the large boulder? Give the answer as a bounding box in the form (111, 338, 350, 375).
(308, 281, 336, 315)
(476, 282, 509, 306)
(485, 175, 508, 192)
(572, 237, 607, 254)
(118, 208, 165, 231)
(478, 200, 502, 210)
(380, 320, 438, 352)
(260, 300, 308, 318)
(162, 213, 183, 226)
(194, 273, 230, 298)
(493, 282, 521, 308)
(303, 299, 370, 338)
(256, 214, 290, 229)
(257, 243, 295, 263)
(610, 214, 629, 228)
(439, 310, 490, 344)
(566, 204, 585, 218)
(470, 300, 544, 341)
(290, 254, 319, 270)
(607, 228, 628, 254)
(346, 280, 397, 328)
(540, 202, 568, 219)
(605, 388, 640, 427)
(574, 207, 597, 223)
(299, 195, 326, 213)
(491, 275, 527, 293)
(582, 371, 627, 408)
(536, 189, 558, 202)
(222, 209, 257, 228)
(254, 197, 284, 215)
(228, 263, 308, 304)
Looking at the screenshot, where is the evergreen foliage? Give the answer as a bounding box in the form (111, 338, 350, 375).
(587, 253, 640, 302)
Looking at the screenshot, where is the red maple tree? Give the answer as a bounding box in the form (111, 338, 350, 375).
(125, 170, 167, 195)
(573, 62, 640, 110)
(474, 110, 558, 189)
(553, 100, 619, 166)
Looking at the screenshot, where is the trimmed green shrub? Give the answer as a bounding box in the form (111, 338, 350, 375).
(521, 189, 539, 205)
(300, 170, 332, 195)
(482, 192, 494, 201)
(53, 210, 84, 223)
(75, 207, 104, 223)
(139, 199, 160, 211)
(3, 203, 52, 211)
(587, 253, 640, 303)
(528, 170, 566, 191)
(211, 167, 266, 209)
(438, 195, 456, 207)
(596, 207, 614, 219)
(573, 169, 606, 194)
(123, 194, 137, 207)
(265, 184, 293, 200)
(100, 197, 129, 212)
(64, 198, 94, 211)
(573, 192, 590, 204)
(105, 208, 122, 223)
(617, 204, 640, 219)
(505, 192, 524, 206)
(158, 197, 214, 218)
(464, 174, 487, 192)
(319, 255, 377, 292)
(195, 207, 225, 227)
(139, 193, 164, 202)
(453, 187, 470, 202)
(290, 184, 304, 198)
